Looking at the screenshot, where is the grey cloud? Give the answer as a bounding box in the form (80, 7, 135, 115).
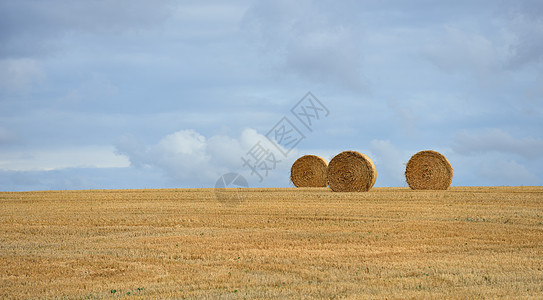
(386, 98, 418, 139)
(525, 74, 543, 103)
(2, 0, 542, 191)
(419, 1, 543, 74)
(516, 0, 543, 16)
(0, 0, 174, 58)
(1, 0, 174, 35)
(422, 26, 506, 76)
(242, 0, 367, 91)
(115, 135, 150, 169)
(283, 26, 366, 91)
(452, 129, 543, 159)
(505, 8, 543, 68)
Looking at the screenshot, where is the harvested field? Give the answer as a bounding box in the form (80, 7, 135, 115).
(1, 187, 542, 299)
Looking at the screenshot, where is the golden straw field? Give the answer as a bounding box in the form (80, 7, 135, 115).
(1, 187, 542, 299)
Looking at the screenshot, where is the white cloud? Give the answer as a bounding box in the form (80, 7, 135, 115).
(480, 159, 538, 185)
(157, 130, 207, 156)
(0, 167, 166, 191)
(452, 128, 543, 159)
(369, 140, 409, 187)
(115, 128, 297, 187)
(0, 58, 45, 91)
(0, 146, 129, 171)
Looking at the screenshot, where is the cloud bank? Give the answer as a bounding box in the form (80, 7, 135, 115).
(1, 1, 542, 190)
(115, 128, 298, 188)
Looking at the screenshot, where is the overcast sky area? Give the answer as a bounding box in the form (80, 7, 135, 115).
(1, 0, 543, 191)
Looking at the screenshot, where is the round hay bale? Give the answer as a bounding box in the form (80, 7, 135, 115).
(290, 155, 328, 187)
(327, 151, 377, 192)
(405, 150, 453, 190)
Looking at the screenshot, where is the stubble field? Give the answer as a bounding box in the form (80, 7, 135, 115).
(1, 187, 542, 299)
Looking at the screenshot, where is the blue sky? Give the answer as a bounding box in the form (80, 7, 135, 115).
(1, 0, 542, 191)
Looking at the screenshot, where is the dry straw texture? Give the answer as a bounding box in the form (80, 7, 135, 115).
(327, 151, 377, 192)
(290, 155, 328, 187)
(1, 187, 543, 298)
(405, 150, 453, 190)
